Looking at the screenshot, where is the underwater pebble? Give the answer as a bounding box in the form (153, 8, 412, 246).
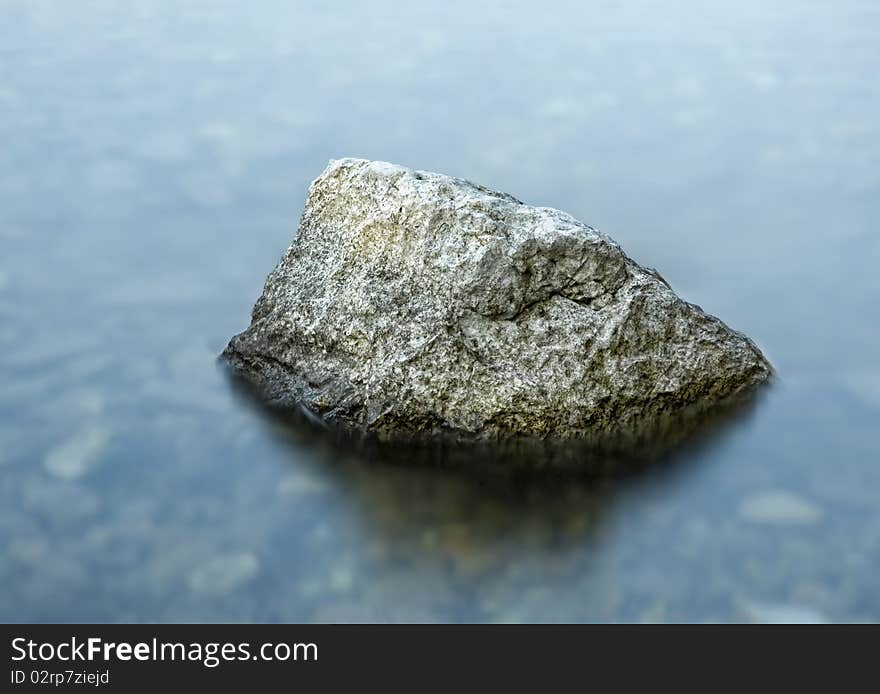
(188, 552, 259, 597)
(743, 601, 829, 624)
(277, 473, 329, 497)
(44, 426, 111, 479)
(738, 490, 823, 526)
(328, 565, 355, 593)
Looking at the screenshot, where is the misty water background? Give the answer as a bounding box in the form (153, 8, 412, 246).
(1, 0, 878, 622)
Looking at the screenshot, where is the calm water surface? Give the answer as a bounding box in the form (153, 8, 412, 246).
(1, 0, 878, 622)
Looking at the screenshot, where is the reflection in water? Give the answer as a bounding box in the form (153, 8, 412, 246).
(224, 366, 765, 561)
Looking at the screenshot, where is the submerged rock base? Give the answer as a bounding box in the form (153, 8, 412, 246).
(225, 367, 766, 483)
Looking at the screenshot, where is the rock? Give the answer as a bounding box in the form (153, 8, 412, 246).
(738, 490, 823, 525)
(223, 158, 772, 440)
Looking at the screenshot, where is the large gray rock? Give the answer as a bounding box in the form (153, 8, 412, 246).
(224, 158, 772, 441)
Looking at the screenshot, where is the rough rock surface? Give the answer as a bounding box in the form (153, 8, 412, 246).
(224, 158, 772, 441)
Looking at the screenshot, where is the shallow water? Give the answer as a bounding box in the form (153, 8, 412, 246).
(1, 0, 878, 623)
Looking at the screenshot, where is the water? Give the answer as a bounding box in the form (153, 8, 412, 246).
(1, 0, 878, 623)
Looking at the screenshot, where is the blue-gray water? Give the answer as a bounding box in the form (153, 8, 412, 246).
(1, 0, 878, 622)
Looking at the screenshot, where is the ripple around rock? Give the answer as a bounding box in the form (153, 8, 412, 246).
(738, 490, 823, 526)
(223, 158, 772, 443)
